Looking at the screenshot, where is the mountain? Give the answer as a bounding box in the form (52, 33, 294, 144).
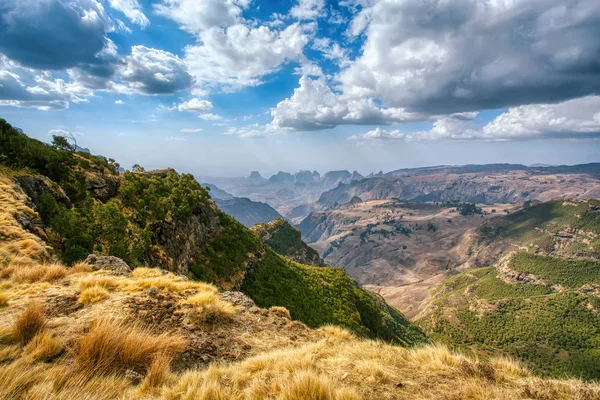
(418, 199, 600, 380)
(200, 169, 364, 223)
(213, 197, 283, 228)
(0, 118, 424, 344)
(252, 218, 324, 266)
(317, 164, 600, 209)
(202, 183, 233, 199)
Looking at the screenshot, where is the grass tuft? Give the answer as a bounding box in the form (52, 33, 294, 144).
(15, 302, 46, 345)
(319, 325, 355, 341)
(78, 286, 110, 304)
(0, 292, 8, 308)
(181, 292, 236, 323)
(24, 331, 63, 362)
(80, 276, 119, 292)
(74, 317, 186, 376)
(269, 306, 291, 320)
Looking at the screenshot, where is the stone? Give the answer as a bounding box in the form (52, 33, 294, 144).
(84, 254, 131, 272)
(147, 287, 159, 297)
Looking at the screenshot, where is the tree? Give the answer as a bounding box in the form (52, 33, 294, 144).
(51, 135, 72, 151)
(132, 164, 145, 172)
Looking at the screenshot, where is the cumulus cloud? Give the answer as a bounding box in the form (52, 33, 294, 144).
(183, 23, 312, 90)
(121, 46, 193, 94)
(0, 0, 114, 71)
(154, 0, 249, 33)
(338, 0, 600, 114)
(269, 76, 423, 131)
(177, 98, 213, 112)
(0, 56, 91, 110)
(290, 0, 326, 20)
(115, 99, 124, 104)
(350, 96, 600, 143)
(108, 0, 149, 27)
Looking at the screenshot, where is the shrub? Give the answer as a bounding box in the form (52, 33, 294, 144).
(74, 318, 186, 375)
(15, 302, 46, 345)
(78, 286, 110, 304)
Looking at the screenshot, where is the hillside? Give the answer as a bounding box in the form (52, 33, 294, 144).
(252, 218, 324, 265)
(0, 119, 424, 344)
(213, 197, 283, 228)
(298, 199, 520, 317)
(418, 201, 600, 380)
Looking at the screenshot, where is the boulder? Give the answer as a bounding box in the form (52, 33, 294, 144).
(84, 254, 131, 272)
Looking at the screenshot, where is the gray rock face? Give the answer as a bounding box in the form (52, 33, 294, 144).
(84, 254, 131, 272)
(17, 175, 71, 208)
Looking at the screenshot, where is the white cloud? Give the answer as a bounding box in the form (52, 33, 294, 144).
(350, 96, 600, 143)
(311, 37, 350, 67)
(177, 98, 213, 112)
(115, 99, 125, 104)
(180, 128, 203, 133)
(199, 113, 222, 120)
(108, 0, 149, 27)
(184, 23, 312, 90)
(269, 76, 423, 131)
(121, 46, 192, 94)
(290, 0, 326, 20)
(154, 0, 249, 33)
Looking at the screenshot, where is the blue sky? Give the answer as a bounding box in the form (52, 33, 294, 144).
(1, 0, 600, 176)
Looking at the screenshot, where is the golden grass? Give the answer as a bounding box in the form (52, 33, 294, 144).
(80, 276, 119, 292)
(132, 267, 163, 278)
(124, 276, 217, 293)
(0, 292, 7, 308)
(11, 265, 46, 283)
(74, 317, 186, 376)
(180, 292, 236, 323)
(43, 263, 68, 281)
(15, 302, 46, 345)
(137, 353, 176, 396)
(0, 324, 17, 345)
(78, 286, 110, 304)
(319, 325, 355, 341)
(269, 306, 291, 320)
(69, 262, 93, 274)
(23, 331, 63, 362)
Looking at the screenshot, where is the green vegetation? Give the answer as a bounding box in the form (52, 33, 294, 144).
(509, 253, 600, 289)
(421, 265, 600, 380)
(243, 248, 427, 345)
(190, 211, 262, 283)
(252, 219, 321, 265)
(479, 199, 600, 253)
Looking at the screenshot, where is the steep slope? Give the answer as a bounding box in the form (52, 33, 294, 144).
(214, 197, 283, 227)
(418, 201, 600, 380)
(0, 119, 423, 343)
(252, 218, 324, 265)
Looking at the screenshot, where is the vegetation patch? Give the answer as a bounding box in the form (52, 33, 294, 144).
(509, 253, 600, 288)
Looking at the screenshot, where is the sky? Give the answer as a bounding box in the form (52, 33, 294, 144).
(1, 0, 600, 177)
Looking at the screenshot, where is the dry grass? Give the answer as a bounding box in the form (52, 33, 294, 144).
(0, 292, 7, 308)
(74, 317, 186, 376)
(132, 267, 163, 278)
(15, 302, 46, 345)
(69, 262, 93, 274)
(43, 263, 68, 281)
(124, 275, 217, 293)
(11, 266, 46, 283)
(137, 353, 176, 395)
(78, 286, 110, 304)
(180, 292, 236, 323)
(80, 276, 119, 292)
(319, 325, 355, 341)
(23, 331, 63, 362)
(269, 306, 291, 320)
